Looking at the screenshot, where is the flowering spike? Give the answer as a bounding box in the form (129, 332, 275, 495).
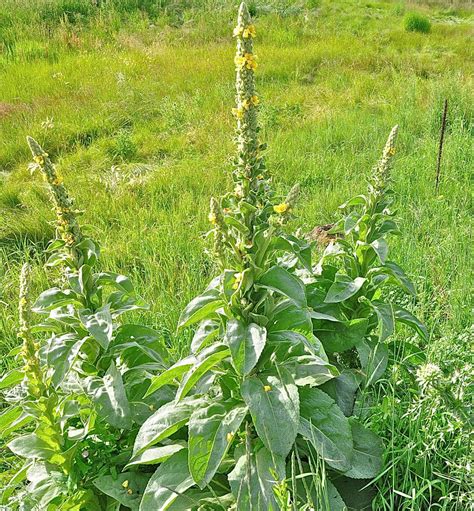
(285, 183, 301, 210)
(233, 1, 264, 202)
(18, 263, 43, 397)
(371, 125, 399, 194)
(27, 136, 82, 247)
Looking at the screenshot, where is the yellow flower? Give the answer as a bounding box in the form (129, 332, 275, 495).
(232, 272, 243, 290)
(388, 147, 396, 156)
(234, 55, 246, 68)
(34, 155, 45, 165)
(244, 53, 257, 70)
(208, 212, 217, 224)
(52, 176, 63, 186)
(122, 480, 129, 489)
(233, 26, 243, 37)
(273, 203, 289, 214)
(226, 431, 234, 442)
(127, 489, 133, 495)
(232, 107, 245, 119)
(243, 25, 256, 39)
(19, 297, 27, 307)
(242, 98, 251, 111)
(250, 95, 260, 106)
(264, 385, 272, 392)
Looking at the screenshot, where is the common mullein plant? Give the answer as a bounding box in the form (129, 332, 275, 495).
(131, 4, 390, 510)
(303, 127, 428, 507)
(0, 139, 171, 509)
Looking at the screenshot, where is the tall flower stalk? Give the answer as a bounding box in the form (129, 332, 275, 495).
(27, 136, 83, 269)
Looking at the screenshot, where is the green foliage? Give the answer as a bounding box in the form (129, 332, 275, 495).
(404, 12, 432, 33)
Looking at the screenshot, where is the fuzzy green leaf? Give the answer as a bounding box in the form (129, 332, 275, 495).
(258, 266, 307, 306)
(324, 275, 366, 303)
(79, 305, 113, 349)
(298, 387, 353, 472)
(145, 356, 195, 397)
(344, 419, 383, 479)
(225, 319, 267, 375)
(241, 367, 299, 457)
(176, 344, 230, 401)
(87, 361, 132, 430)
(126, 443, 186, 469)
(178, 289, 223, 329)
(93, 472, 150, 511)
(133, 396, 205, 457)
(228, 443, 285, 511)
(140, 449, 194, 511)
(188, 400, 247, 488)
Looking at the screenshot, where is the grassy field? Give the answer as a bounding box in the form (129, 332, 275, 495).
(0, 0, 472, 508)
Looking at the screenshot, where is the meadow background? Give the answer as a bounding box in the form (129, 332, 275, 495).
(0, 0, 472, 508)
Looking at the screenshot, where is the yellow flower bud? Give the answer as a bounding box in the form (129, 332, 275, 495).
(127, 489, 133, 495)
(122, 480, 129, 489)
(243, 25, 256, 39)
(208, 212, 217, 224)
(234, 56, 246, 68)
(250, 95, 260, 106)
(232, 272, 243, 290)
(226, 431, 234, 442)
(264, 385, 272, 392)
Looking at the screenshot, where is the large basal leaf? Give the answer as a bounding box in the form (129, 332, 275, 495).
(357, 339, 389, 387)
(317, 318, 368, 353)
(93, 471, 150, 511)
(188, 400, 247, 488)
(324, 275, 366, 304)
(241, 367, 299, 457)
(140, 449, 194, 511)
(344, 420, 383, 479)
(228, 443, 285, 511)
(176, 344, 230, 401)
(133, 396, 205, 457)
(86, 361, 132, 430)
(178, 288, 223, 329)
(298, 387, 353, 472)
(45, 333, 86, 387)
(225, 319, 267, 375)
(258, 266, 307, 307)
(79, 305, 113, 349)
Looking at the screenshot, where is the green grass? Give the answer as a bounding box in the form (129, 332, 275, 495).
(0, 0, 472, 508)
